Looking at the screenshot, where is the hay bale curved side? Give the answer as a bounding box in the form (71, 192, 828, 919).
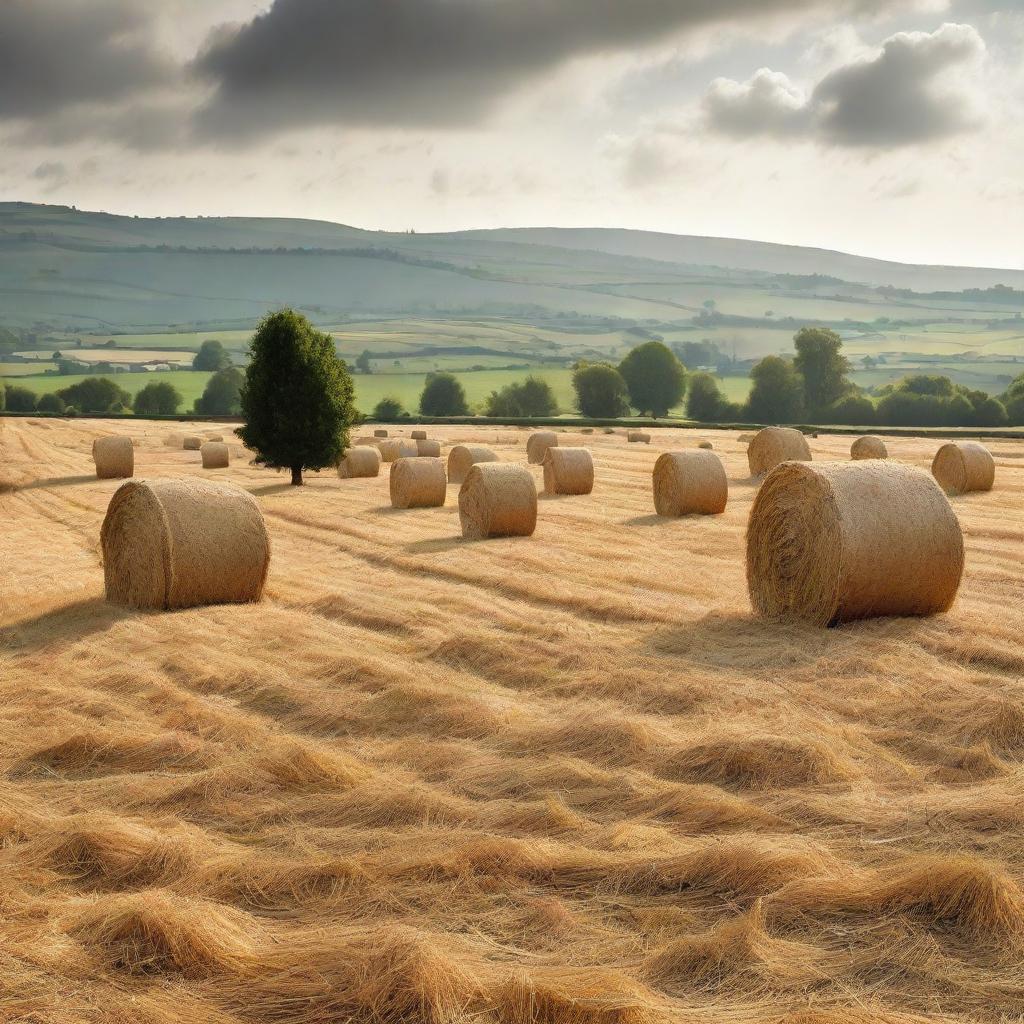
(390, 457, 447, 509)
(416, 439, 442, 458)
(527, 431, 558, 465)
(411, 430, 427, 441)
(448, 445, 498, 484)
(459, 463, 537, 539)
(200, 442, 230, 469)
(627, 431, 651, 444)
(653, 451, 728, 517)
(93, 436, 134, 480)
(378, 439, 418, 463)
(101, 478, 271, 610)
(746, 460, 963, 626)
(543, 447, 594, 495)
(932, 441, 995, 495)
(747, 427, 812, 478)
(338, 447, 381, 479)
(851, 435, 888, 460)
(182, 436, 202, 451)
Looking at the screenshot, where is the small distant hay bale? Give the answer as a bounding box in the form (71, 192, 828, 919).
(527, 431, 559, 464)
(390, 457, 447, 509)
(93, 436, 134, 480)
(746, 460, 964, 626)
(411, 430, 427, 440)
(698, 440, 714, 450)
(737, 433, 755, 444)
(447, 445, 498, 484)
(416, 439, 442, 457)
(205, 432, 224, 442)
(653, 451, 728, 517)
(337, 446, 381, 479)
(747, 427, 812, 478)
(374, 429, 389, 438)
(932, 441, 995, 495)
(543, 447, 594, 495)
(580, 427, 594, 435)
(101, 478, 270, 610)
(164, 432, 184, 448)
(200, 442, 230, 469)
(459, 463, 537, 539)
(602, 427, 616, 435)
(851, 435, 888, 460)
(182, 436, 202, 451)
(627, 431, 651, 444)
(377, 439, 418, 463)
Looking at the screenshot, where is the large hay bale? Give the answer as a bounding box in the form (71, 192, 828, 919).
(459, 463, 537, 539)
(543, 447, 594, 495)
(378, 439, 418, 463)
(851, 435, 888, 460)
(374, 429, 389, 438)
(747, 427, 812, 478)
(416, 439, 442, 458)
(627, 431, 651, 443)
(447, 445, 498, 484)
(200, 442, 230, 469)
(411, 430, 427, 441)
(527, 431, 558, 465)
(746, 461, 963, 626)
(932, 441, 995, 495)
(338, 447, 381, 479)
(390, 457, 447, 509)
(653, 451, 728, 517)
(93, 436, 134, 480)
(182, 436, 202, 451)
(101, 479, 270, 610)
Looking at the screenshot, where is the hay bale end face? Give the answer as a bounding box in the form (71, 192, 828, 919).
(101, 479, 271, 611)
(447, 445, 498, 484)
(416, 438, 442, 458)
(373, 429, 389, 438)
(200, 442, 230, 469)
(746, 460, 964, 627)
(698, 440, 714, 450)
(338, 447, 381, 479)
(543, 447, 594, 495)
(390, 457, 447, 509)
(653, 451, 728, 517)
(93, 436, 134, 480)
(851, 435, 888, 460)
(747, 427, 812, 478)
(377, 439, 418, 463)
(932, 441, 995, 495)
(627, 431, 651, 443)
(182, 436, 202, 451)
(411, 430, 427, 441)
(459, 463, 537, 540)
(527, 431, 559, 465)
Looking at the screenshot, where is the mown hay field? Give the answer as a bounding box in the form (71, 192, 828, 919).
(1, 416, 1023, 1024)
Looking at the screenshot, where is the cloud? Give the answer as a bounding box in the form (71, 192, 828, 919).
(703, 22, 986, 146)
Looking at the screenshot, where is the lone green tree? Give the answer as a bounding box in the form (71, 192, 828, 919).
(792, 326, 851, 419)
(239, 309, 355, 486)
(194, 366, 244, 416)
(618, 341, 687, 417)
(373, 396, 404, 420)
(419, 372, 469, 416)
(745, 356, 805, 424)
(193, 339, 233, 372)
(572, 362, 629, 418)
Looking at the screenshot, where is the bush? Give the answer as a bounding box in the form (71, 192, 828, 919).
(419, 372, 469, 416)
(134, 381, 182, 416)
(56, 377, 131, 413)
(572, 362, 630, 418)
(826, 394, 876, 426)
(744, 356, 804, 424)
(484, 376, 558, 418)
(192, 339, 233, 372)
(36, 393, 66, 414)
(618, 341, 687, 416)
(4, 384, 38, 412)
(194, 367, 244, 416)
(372, 396, 405, 420)
(685, 372, 728, 422)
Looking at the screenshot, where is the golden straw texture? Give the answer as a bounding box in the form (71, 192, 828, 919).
(92, 436, 134, 480)
(200, 443, 230, 469)
(416, 439, 442, 458)
(747, 427, 812, 478)
(746, 460, 964, 626)
(337, 447, 381, 479)
(851, 435, 888, 460)
(390, 457, 447, 509)
(653, 451, 728, 517)
(353, 437, 376, 446)
(182, 436, 202, 451)
(627, 431, 651, 443)
(698, 440, 714, 450)
(527, 431, 558, 465)
(447, 445, 498, 484)
(377, 439, 419, 463)
(459, 463, 537, 539)
(100, 478, 271, 610)
(543, 447, 594, 495)
(932, 442, 995, 495)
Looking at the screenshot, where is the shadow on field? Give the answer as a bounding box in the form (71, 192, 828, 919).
(14, 474, 96, 491)
(404, 536, 464, 554)
(1, 596, 132, 651)
(621, 514, 667, 527)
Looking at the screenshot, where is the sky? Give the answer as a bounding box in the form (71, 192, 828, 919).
(1, 0, 1022, 268)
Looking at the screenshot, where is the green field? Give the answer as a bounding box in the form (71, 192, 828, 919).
(10, 370, 214, 409)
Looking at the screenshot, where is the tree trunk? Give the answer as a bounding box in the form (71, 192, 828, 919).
(291, 466, 303, 486)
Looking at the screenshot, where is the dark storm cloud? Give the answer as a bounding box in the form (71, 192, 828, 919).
(193, 0, 898, 137)
(0, 1, 173, 120)
(704, 23, 986, 146)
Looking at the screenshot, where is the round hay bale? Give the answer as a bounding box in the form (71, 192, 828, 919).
(653, 451, 728, 517)
(737, 433, 756, 444)
(374, 429, 389, 438)
(205, 432, 224, 442)
(100, 479, 270, 610)
(627, 431, 651, 444)
(851, 435, 888, 461)
(747, 427, 812, 478)
(93, 436, 134, 480)
(543, 447, 594, 495)
(201, 442, 230, 469)
(377, 439, 418, 463)
(459, 463, 537, 539)
(602, 427, 616, 435)
(697, 440, 714, 450)
(448, 445, 498, 484)
(182, 436, 202, 451)
(932, 441, 995, 495)
(411, 430, 427, 441)
(746, 461, 963, 626)
(338, 447, 381, 479)
(353, 437, 376, 446)
(527, 431, 558, 465)
(390, 457, 447, 509)
(580, 427, 594, 435)
(416, 438, 442, 458)
(164, 432, 185, 448)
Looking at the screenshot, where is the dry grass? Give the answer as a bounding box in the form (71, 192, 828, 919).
(1, 417, 1023, 1023)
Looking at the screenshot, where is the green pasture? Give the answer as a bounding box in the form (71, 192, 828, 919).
(10, 370, 214, 409)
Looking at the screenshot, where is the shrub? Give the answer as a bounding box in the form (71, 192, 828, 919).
(826, 394, 876, 426)
(56, 377, 131, 413)
(744, 356, 804, 424)
(618, 341, 687, 416)
(195, 367, 244, 416)
(4, 384, 39, 412)
(192, 339, 233, 372)
(484, 376, 558, 418)
(372, 396, 404, 420)
(134, 381, 182, 416)
(36, 393, 66, 414)
(572, 362, 629, 418)
(419, 372, 469, 416)
(685, 372, 728, 422)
